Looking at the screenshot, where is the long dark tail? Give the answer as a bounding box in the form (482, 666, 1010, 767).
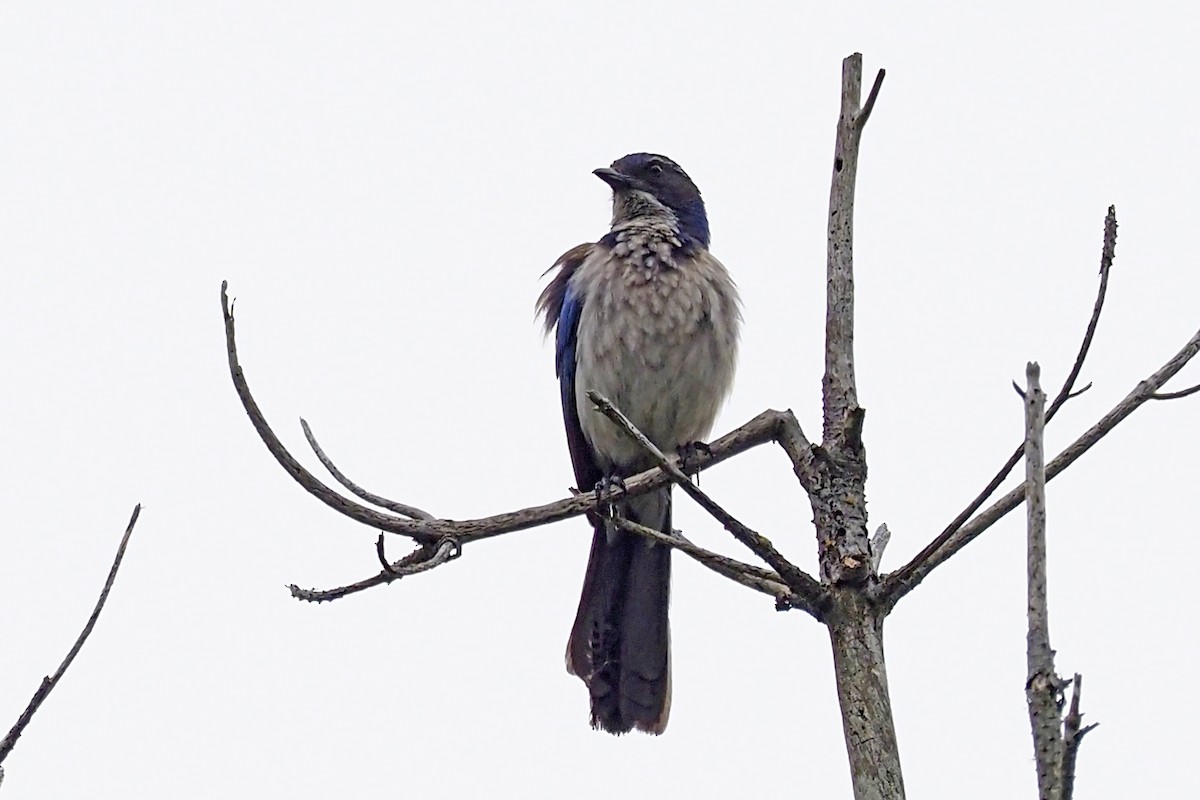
(566, 488, 672, 735)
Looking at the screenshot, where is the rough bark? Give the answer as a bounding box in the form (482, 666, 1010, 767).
(827, 589, 905, 800)
(816, 54, 903, 800)
(817, 54, 881, 588)
(1023, 364, 1065, 800)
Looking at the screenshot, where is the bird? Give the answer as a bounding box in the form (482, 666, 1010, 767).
(536, 153, 741, 734)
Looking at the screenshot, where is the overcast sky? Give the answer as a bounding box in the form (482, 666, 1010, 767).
(2, 3, 1197, 798)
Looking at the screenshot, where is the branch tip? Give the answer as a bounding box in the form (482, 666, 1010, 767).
(857, 68, 886, 128)
(1151, 382, 1200, 400)
(0, 504, 142, 767)
(301, 418, 435, 520)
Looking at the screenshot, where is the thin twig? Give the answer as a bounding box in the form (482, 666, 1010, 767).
(1050, 206, 1118, 418)
(1060, 673, 1099, 800)
(1151, 383, 1200, 400)
(609, 518, 826, 619)
(884, 322, 1200, 608)
(290, 538, 460, 603)
(1065, 384, 1092, 400)
(587, 390, 820, 599)
(376, 534, 396, 574)
(0, 505, 142, 767)
(1023, 363, 1064, 800)
(887, 207, 1119, 600)
(301, 419, 434, 520)
(869, 523, 891, 573)
(856, 68, 887, 129)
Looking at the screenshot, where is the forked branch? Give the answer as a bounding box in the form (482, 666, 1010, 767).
(223, 281, 827, 606)
(224, 280, 797, 547)
(890, 208, 1116, 598)
(883, 322, 1200, 607)
(588, 389, 823, 603)
(883, 206, 1200, 607)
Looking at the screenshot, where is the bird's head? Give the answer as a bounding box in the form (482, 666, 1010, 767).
(594, 153, 710, 248)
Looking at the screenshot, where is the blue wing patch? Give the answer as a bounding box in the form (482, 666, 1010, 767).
(537, 244, 601, 494)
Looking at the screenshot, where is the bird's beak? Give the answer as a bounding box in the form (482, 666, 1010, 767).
(593, 166, 636, 191)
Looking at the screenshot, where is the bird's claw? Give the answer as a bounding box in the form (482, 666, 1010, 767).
(677, 441, 713, 482)
(593, 475, 627, 518)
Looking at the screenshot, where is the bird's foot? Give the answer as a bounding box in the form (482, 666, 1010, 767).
(676, 441, 713, 482)
(593, 474, 627, 518)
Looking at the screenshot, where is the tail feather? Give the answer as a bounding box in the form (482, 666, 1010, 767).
(566, 488, 672, 735)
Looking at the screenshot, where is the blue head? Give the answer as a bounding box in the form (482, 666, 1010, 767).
(594, 153, 710, 248)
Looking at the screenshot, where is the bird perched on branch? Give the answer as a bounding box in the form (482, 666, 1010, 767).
(537, 154, 741, 734)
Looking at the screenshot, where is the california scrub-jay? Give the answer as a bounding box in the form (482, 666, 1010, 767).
(537, 154, 741, 734)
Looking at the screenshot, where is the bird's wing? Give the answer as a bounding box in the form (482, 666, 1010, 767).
(536, 244, 602, 495)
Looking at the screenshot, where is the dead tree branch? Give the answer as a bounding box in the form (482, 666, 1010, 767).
(0, 505, 142, 770)
(816, 55, 883, 589)
(774, 410, 823, 493)
(1151, 382, 1200, 400)
(817, 53, 905, 800)
(289, 537, 460, 603)
(224, 281, 829, 604)
(1061, 674, 1099, 800)
(225, 280, 804, 550)
(883, 322, 1200, 607)
(587, 389, 822, 599)
(1023, 363, 1066, 799)
(889, 207, 1118, 601)
(1023, 364, 1097, 800)
(301, 419, 434, 520)
(608, 518, 825, 617)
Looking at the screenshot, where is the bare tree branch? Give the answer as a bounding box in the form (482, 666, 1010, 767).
(1051, 206, 1118, 416)
(856, 68, 887, 129)
(884, 323, 1200, 607)
(224, 280, 796, 547)
(301, 419, 434, 520)
(773, 410, 823, 493)
(1060, 673, 1099, 800)
(289, 538, 460, 603)
(1151, 382, 1200, 400)
(1022, 363, 1065, 800)
(890, 207, 1118, 598)
(608, 518, 826, 618)
(0, 505, 142, 768)
(587, 390, 821, 598)
(376, 533, 399, 572)
(819, 53, 905, 800)
(817, 53, 878, 589)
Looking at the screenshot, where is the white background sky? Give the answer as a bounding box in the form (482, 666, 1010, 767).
(2, 3, 1196, 798)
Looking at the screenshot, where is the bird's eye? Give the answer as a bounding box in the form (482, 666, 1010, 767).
(648, 163, 664, 176)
